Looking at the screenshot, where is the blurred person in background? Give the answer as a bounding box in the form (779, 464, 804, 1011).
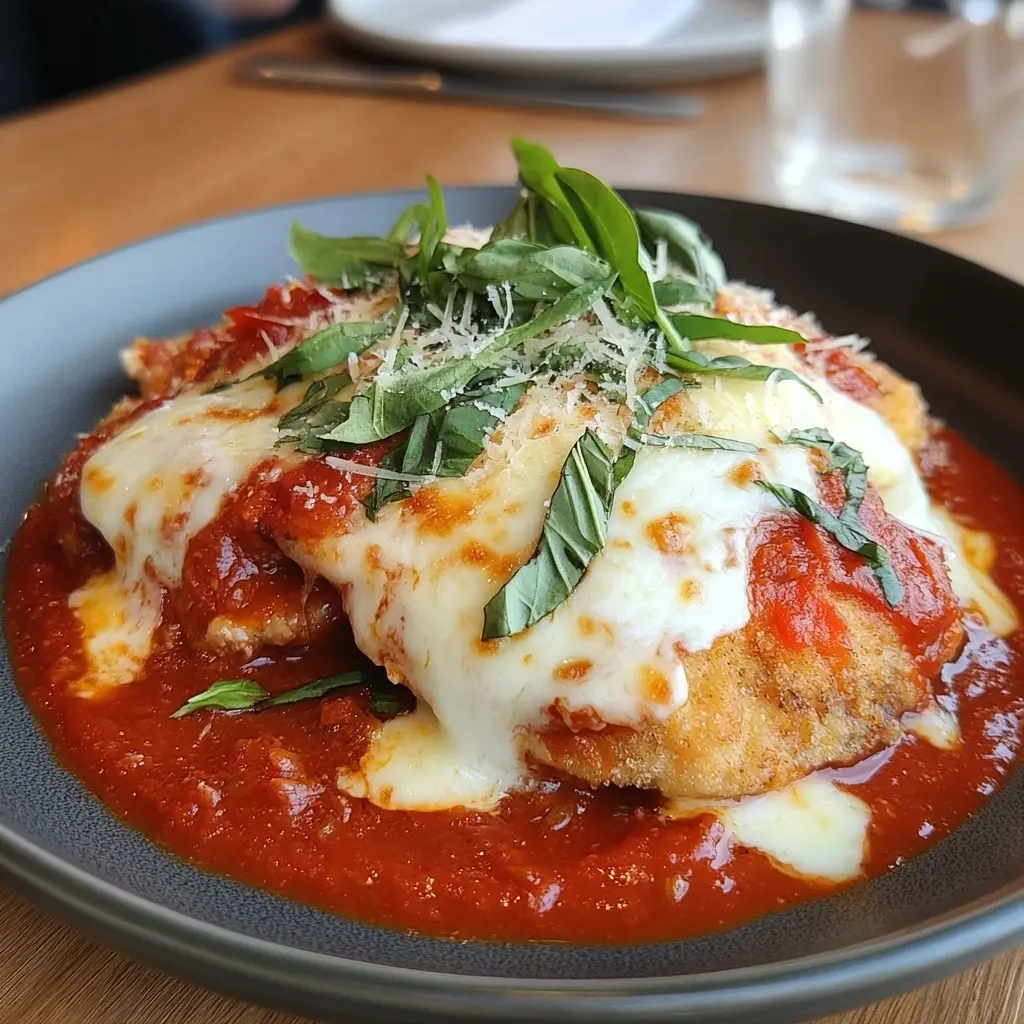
(0, 0, 318, 117)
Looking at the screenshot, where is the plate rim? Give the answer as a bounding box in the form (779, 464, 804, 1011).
(2, 185, 1024, 1022)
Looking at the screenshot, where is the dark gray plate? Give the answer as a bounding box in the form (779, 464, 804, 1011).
(0, 188, 1021, 1024)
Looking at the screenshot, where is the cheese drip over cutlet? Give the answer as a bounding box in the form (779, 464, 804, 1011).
(298, 352, 993, 815)
(310, 384, 818, 810)
(74, 377, 289, 695)
(72, 274, 1016, 881)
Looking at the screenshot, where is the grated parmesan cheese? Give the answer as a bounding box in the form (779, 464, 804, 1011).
(325, 456, 434, 485)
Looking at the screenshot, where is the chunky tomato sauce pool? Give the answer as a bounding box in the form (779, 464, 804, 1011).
(5, 428, 1023, 944)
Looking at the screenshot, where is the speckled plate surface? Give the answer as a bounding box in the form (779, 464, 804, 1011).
(0, 188, 1021, 1024)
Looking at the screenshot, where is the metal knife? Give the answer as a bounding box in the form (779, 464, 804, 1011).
(236, 55, 705, 121)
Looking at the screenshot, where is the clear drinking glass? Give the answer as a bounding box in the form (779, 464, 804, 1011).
(768, 0, 1024, 230)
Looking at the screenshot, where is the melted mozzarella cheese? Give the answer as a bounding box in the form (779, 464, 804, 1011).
(74, 377, 287, 693)
(724, 777, 872, 882)
(664, 707, 961, 884)
(338, 707, 507, 811)
(670, 777, 872, 883)
(903, 704, 960, 750)
(68, 570, 161, 696)
(81, 377, 283, 588)
(930, 508, 1019, 637)
(312, 386, 819, 810)
(667, 339, 1016, 637)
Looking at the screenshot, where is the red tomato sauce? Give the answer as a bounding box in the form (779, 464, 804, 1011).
(131, 283, 354, 398)
(4, 428, 1023, 944)
(749, 469, 963, 679)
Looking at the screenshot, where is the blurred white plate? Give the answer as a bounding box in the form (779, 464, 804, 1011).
(326, 0, 767, 85)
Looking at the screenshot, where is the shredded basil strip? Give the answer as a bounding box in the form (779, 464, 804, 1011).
(482, 429, 633, 639)
(172, 670, 412, 720)
(260, 670, 375, 708)
(665, 350, 822, 402)
(320, 275, 612, 447)
(756, 480, 904, 606)
(781, 427, 868, 513)
(634, 207, 727, 296)
(633, 377, 688, 431)
(361, 381, 531, 521)
(633, 432, 759, 452)
(278, 373, 351, 432)
(669, 313, 806, 346)
(653, 278, 714, 308)
(263, 321, 392, 386)
(629, 379, 757, 451)
(171, 680, 268, 718)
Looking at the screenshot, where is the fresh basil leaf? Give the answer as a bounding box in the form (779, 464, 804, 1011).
(360, 411, 439, 521)
(485, 274, 615, 355)
(436, 383, 529, 476)
(388, 202, 423, 244)
(482, 429, 628, 639)
(171, 680, 268, 718)
(368, 677, 416, 719)
(417, 175, 447, 294)
(510, 137, 592, 250)
(635, 208, 727, 295)
(633, 431, 759, 452)
(633, 377, 688, 431)
(278, 374, 351, 431)
(509, 141, 688, 352)
(320, 356, 481, 445)
(490, 191, 530, 241)
(491, 190, 565, 247)
(653, 278, 714, 308)
(288, 222, 402, 288)
(173, 670, 413, 722)
(525, 193, 562, 247)
(665, 350, 822, 402)
(260, 669, 373, 708)
(669, 313, 805, 346)
(457, 240, 612, 302)
(556, 167, 659, 324)
(263, 321, 391, 386)
(756, 481, 904, 606)
(781, 427, 868, 513)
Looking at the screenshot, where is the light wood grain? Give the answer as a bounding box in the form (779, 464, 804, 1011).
(0, 17, 1021, 1024)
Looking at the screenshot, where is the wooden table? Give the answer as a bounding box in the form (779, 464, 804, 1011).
(0, 17, 1021, 1024)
